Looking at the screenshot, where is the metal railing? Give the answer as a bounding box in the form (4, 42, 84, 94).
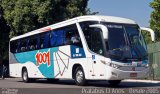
(148, 42, 160, 80)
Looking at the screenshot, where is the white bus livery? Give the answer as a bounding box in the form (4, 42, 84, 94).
(9, 15, 155, 86)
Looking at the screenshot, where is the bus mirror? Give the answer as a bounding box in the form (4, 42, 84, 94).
(140, 27, 155, 42)
(89, 24, 108, 39)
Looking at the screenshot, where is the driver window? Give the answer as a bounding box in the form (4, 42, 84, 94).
(80, 22, 105, 56)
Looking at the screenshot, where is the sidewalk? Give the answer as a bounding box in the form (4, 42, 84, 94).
(124, 79, 160, 84)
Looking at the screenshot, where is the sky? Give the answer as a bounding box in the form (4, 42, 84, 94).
(88, 0, 153, 27)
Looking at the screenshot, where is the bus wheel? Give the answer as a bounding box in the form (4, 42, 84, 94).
(108, 80, 121, 86)
(22, 68, 30, 83)
(74, 66, 86, 86)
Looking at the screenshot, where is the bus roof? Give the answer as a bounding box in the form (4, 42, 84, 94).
(10, 15, 136, 41)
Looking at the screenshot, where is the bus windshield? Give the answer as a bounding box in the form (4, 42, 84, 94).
(102, 23, 147, 62)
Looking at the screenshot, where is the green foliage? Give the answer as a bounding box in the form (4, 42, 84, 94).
(0, 0, 93, 63)
(1, 0, 92, 38)
(150, 0, 160, 42)
(141, 30, 152, 44)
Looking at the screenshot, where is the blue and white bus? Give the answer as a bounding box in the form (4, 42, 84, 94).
(9, 15, 155, 86)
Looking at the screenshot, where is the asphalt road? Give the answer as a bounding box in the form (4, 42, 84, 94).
(0, 78, 160, 94)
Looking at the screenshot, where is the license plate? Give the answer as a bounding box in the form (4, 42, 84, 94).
(130, 73, 137, 77)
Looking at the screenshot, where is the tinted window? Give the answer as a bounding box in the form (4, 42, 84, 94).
(10, 41, 18, 53)
(40, 32, 50, 49)
(80, 21, 105, 56)
(50, 30, 64, 47)
(10, 24, 83, 53)
(107, 25, 126, 50)
(50, 24, 82, 47)
(20, 39, 26, 52)
(65, 25, 82, 47)
(16, 41, 21, 53)
(24, 35, 39, 51)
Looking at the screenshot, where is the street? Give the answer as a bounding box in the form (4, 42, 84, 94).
(0, 78, 160, 94)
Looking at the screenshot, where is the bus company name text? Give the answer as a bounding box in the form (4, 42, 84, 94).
(35, 50, 51, 67)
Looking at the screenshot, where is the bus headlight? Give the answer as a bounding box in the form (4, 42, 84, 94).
(144, 64, 149, 67)
(109, 63, 121, 69)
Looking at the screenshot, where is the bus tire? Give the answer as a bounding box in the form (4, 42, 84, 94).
(108, 80, 121, 86)
(74, 66, 86, 86)
(22, 68, 31, 83)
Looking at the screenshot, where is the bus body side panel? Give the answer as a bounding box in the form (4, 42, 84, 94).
(9, 52, 21, 77)
(87, 55, 107, 80)
(53, 46, 72, 79)
(53, 45, 89, 79)
(9, 55, 22, 78)
(9, 47, 59, 78)
(9, 45, 90, 79)
(10, 52, 45, 78)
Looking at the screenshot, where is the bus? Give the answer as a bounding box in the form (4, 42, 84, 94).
(9, 15, 155, 86)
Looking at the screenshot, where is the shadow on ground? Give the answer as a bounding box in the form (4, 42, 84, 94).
(17, 79, 160, 88)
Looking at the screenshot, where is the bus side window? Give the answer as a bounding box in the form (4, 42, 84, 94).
(50, 31, 57, 47)
(36, 35, 41, 49)
(16, 41, 21, 53)
(64, 30, 72, 45)
(50, 24, 82, 47)
(10, 41, 18, 53)
(40, 35, 44, 49)
(27, 36, 37, 51)
(26, 38, 30, 51)
(20, 39, 26, 52)
(40, 32, 50, 49)
(31, 39, 37, 50)
(44, 32, 50, 48)
(28, 39, 34, 50)
(56, 30, 64, 46)
(50, 30, 64, 47)
(70, 32, 81, 46)
(80, 21, 105, 55)
(33, 37, 38, 49)
(64, 24, 82, 47)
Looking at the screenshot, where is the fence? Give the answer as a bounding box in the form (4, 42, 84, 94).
(147, 42, 160, 80)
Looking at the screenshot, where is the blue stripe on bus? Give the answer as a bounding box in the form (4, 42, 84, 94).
(14, 47, 59, 78)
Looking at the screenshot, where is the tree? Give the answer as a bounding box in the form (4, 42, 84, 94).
(0, 5, 10, 65)
(0, 0, 94, 66)
(141, 30, 152, 44)
(150, 0, 160, 42)
(1, 0, 92, 38)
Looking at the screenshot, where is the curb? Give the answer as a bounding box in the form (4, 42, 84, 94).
(124, 79, 160, 84)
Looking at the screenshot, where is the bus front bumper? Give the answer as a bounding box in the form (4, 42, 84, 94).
(106, 66, 149, 80)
